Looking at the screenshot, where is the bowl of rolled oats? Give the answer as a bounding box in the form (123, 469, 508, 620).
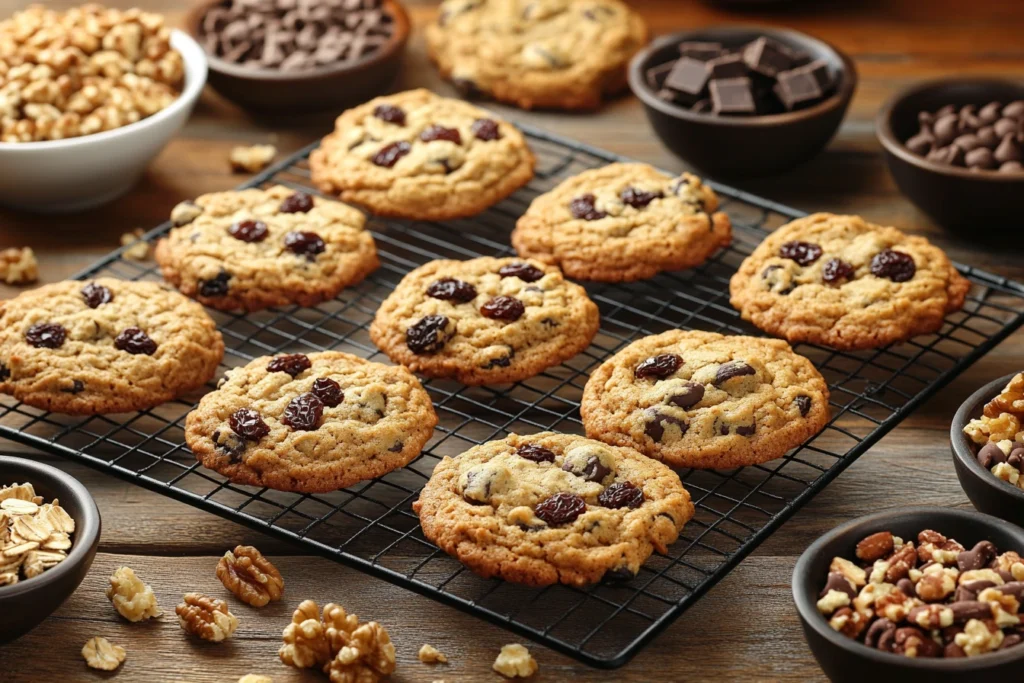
(952, 372, 1024, 526)
(0, 4, 207, 212)
(0, 456, 100, 643)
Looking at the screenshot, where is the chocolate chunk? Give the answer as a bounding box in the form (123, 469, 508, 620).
(677, 41, 724, 61)
(690, 98, 712, 113)
(709, 77, 756, 115)
(774, 68, 824, 111)
(667, 382, 704, 409)
(562, 455, 611, 483)
(742, 37, 793, 77)
(820, 571, 856, 599)
(1004, 101, 1024, 118)
(644, 408, 687, 442)
(645, 61, 675, 90)
(715, 360, 755, 385)
(663, 57, 710, 98)
(977, 442, 1007, 468)
(707, 53, 747, 79)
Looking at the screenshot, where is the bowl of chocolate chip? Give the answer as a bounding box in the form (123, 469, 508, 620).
(794, 506, 1024, 682)
(627, 26, 856, 177)
(876, 78, 1024, 230)
(187, 0, 410, 113)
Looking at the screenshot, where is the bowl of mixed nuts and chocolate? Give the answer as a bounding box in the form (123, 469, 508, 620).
(794, 507, 1024, 682)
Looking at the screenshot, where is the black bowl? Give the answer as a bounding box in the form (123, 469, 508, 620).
(876, 78, 1024, 230)
(950, 373, 1024, 525)
(793, 506, 1024, 682)
(628, 26, 857, 177)
(0, 456, 101, 643)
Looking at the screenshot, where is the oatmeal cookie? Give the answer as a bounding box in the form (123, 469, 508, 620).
(426, 0, 648, 110)
(309, 89, 535, 220)
(155, 185, 378, 312)
(512, 163, 731, 281)
(581, 330, 830, 469)
(729, 213, 970, 350)
(413, 431, 693, 586)
(369, 257, 599, 385)
(186, 351, 436, 493)
(0, 279, 223, 415)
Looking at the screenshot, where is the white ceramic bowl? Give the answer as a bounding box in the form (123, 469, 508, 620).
(0, 30, 207, 213)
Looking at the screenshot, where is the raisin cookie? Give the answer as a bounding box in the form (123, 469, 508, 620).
(186, 351, 437, 493)
(729, 213, 971, 350)
(369, 257, 599, 385)
(426, 0, 648, 110)
(309, 89, 535, 220)
(581, 330, 830, 469)
(413, 431, 693, 586)
(512, 163, 732, 282)
(155, 185, 378, 312)
(0, 279, 224, 415)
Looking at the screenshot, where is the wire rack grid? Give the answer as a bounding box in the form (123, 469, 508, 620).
(1, 125, 1023, 669)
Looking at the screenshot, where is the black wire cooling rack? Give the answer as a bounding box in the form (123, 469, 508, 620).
(2, 125, 1024, 668)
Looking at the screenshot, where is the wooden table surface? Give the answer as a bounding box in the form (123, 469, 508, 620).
(3, 0, 1024, 681)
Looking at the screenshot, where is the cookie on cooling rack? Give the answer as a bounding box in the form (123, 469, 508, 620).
(154, 185, 379, 312)
(369, 256, 600, 385)
(186, 351, 437, 494)
(0, 278, 224, 415)
(729, 213, 970, 350)
(580, 330, 830, 469)
(309, 89, 535, 220)
(413, 431, 693, 586)
(511, 162, 731, 282)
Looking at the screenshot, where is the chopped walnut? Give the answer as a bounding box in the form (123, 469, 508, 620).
(965, 412, 1021, 445)
(419, 643, 448, 664)
(327, 620, 396, 683)
(81, 636, 126, 671)
(280, 599, 395, 683)
(170, 199, 203, 226)
(977, 587, 1021, 628)
(230, 144, 277, 173)
(829, 556, 866, 588)
(954, 618, 1004, 656)
(280, 600, 333, 669)
(120, 229, 150, 261)
(816, 589, 850, 615)
(216, 545, 284, 608)
(106, 566, 161, 622)
(915, 564, 958, 602)
(828, 607, 867, 639)
(238, 676, 273, 683)
(176, 593, 238, 642)
(995, 551, 1024, 581)
(0, 248, 38, 285)
(493, 643, 538, 678)
(985, 372, 1024, 419)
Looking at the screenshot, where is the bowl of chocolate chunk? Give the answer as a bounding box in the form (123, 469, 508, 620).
(187, 0, 410, 113)
(628, 26, 856, 177)
(952, 372, 1024, 527)
(877, 78, 1024, 230)
(794, 506, 1024, 682)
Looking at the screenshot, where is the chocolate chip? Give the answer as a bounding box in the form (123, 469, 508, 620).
(794, 395, 812, 417)
(977, 442, 1007, 468)
(61, 379, 85, 394)
(562, 455, 611, 483)
(870, 249, 916, 282)
(734, 423, 756, 436)
(965, 146, 996, 170)
(634, 354, 683, 380)
(779, 240, 823, 266)
(865, 618, 896, 651)
(406, 315, 453, 354)
(821, 258, 854, 284)
(81, 283, 113, 308)
(25, 322, 66, 349)
(979, 101, 1003, 125)
(1009, 447, 1024, 469)
(994, 117, 1019, 138)
(426, 278, 477, 303)
(199, 270, 231, 297)
(267, 353, 311, 377)
(953, 133, 981, 152)
(282, 393, 324, 431)
(0, 362, 9, 381)
(516, 444, 555, 463)
(280, 191, 315, 214)
(114, 327, 157, 355)
(284, 230, 326, 258)
(644, 408, 687, 442)
(820, 571, 856, 599)
(498, 262, 543, 282)
(230, 408, 270, 441)
(597, 482, 644, 509)
(602, 567, 636, 582)
(957, 541, 997, 571)
(229, 219, 269, 243)
(620, 187, 663, 209)
(933, 114, 959, 145)
(715, 360, 755, 385)
(569, 193, 606, 221)
(388, 441, 404, 453)
(470, 118, 501, 141)
(995, 134, 1022, 164)
(480, 296, 525, 321)
(371, 141, 411, 168)
(534, 492, 586, 526)
(420, 125, 462, 144)
(927, 144, 965, 166)
(906, 130, 935, 155)
(310, 377, 343, 407)
(373, 104, 405, 125)
(667, 382, 704, 409)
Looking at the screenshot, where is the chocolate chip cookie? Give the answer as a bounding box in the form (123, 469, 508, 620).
(426, 0, 648, 110)
(0, 279, 224, 415)
(309, 89, 535, 220)
(729, 213, 971, 350)
(186, 351, 437, 493)
(155, 185, 378, 312)
(581, 330, 830, 469)
(369, 257, 599, 385)
(511, 163, 732, 282)
(413, 431, 693, 586)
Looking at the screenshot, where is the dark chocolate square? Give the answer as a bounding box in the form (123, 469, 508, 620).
(707, 53, 747, 79)
(663, 56, 710, 97)
(774, 69, 824, 110)
(645, 60, 676, 91)
(709, 77, 756, 115)
(677, 41, 724, 62)
(742, 36, 793, 78)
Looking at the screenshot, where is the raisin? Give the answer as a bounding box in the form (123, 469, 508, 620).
(602, 566, 636, 582)
(282, 393, 324, 431)
(715, 360, 755, 385)
(61, 379, 85, 394)
(0, 362, 10, 381)
(779, 240, 823, 266)
(279, 191, 315, 214)
(81, 283, 113, 308)
(480, 296, 525, 321)
(620, 187, 663, 209)
(426, 278, 477, 303)
(471, 118, 501, 141)
(114, 327, 157, 355)
(534, 492, 586, 526)
(562, 455, 611, 483)
(373, 104, 406, 125)
(667, 381, 704, 409)
(388, 440, 404, 452)
(870, 249, 916, 282)
(311, 377, 343, 407)
(25, 322, 66, 349)
(229, 408, 270, 440)
(406, 315, 453, 354)
(420, 125, 462, 144)
(634, 354, 683, 380)
(644, 409, 687, 442)
(284, 231, 326, 258)
(516, 444, 555, 463)
(452, 77, 482, 97)
(199, 271, 231, 297)
(498, 262, 544, 282)
(371, 141, 411, 168)
(821, 257, 855, 284)
(795, 395, 812, 416)
(266, 353, 311, 377)
(734, 423, 756, 436)
(228, 219, 269, 243)
(598, 482, 645, 509)
(569, 193, 607, 221)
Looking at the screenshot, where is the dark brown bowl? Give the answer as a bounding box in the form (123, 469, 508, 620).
(185, 0, 410, 113)
(0, 456, 101, 643)
(876, 79, 1024, 230)
(628, 26, 857, 177)
(793, 506, 1024, 682)
(950, 373, 1024, 525)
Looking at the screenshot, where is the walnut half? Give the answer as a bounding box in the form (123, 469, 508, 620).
(216, 545, 284, 607)
(175, 593, 239, 642)
(81, 636, 126, 671)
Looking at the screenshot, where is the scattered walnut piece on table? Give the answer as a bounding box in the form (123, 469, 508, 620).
(493, 643, 538, 678)
(176, 593, 239, 642)
(0, 248, 38, 285)
(418, 643, 448, 664)
(120, 229, 151, 261)
(216, 545, 284, 607)
(81, 636, 126, 671)
(230, 144, 277, 173)
(238, 676, 273, 683)
(106, 566, 162, 622)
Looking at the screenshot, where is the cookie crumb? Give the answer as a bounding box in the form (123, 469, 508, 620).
(418, 643, 448, 664)
(0, 247, 38, 285)
(81, 636, 126, 671)
(493, 643, 538, 678)
(120, 229, 150, 261)
(230, 144, 277, 173)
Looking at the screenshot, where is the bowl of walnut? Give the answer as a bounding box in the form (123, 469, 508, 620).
(0, 456, 101, 643)
(0, 5, 208, 213)
(952, 372, 1024, 526)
